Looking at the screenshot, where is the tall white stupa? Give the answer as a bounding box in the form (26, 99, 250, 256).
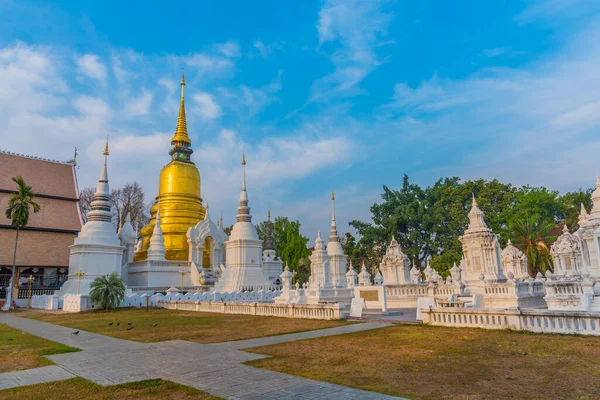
(213, 153, 272, 292)
(56, 140, 126, 297)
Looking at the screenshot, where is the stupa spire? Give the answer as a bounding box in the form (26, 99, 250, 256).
(171, 70, 191, 147)
(236, 152, 252, 223)
(88, 141, 113, 223)
(329, 190, 339, 243)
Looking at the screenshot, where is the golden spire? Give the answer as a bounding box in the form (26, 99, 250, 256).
(242, 152, 246, 165)
(103, 136, 109, 156)
(331, 190, 335, 201)
(268, 209, 271, 219)
(171, 69, 191, 146)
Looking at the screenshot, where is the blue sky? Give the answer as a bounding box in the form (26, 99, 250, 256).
(2, 0, 600, 239)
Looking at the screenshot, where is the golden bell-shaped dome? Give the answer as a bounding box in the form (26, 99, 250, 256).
(135, 71, 205, 261)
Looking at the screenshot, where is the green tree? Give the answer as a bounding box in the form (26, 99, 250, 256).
(2, 176, 40, 311)
(89, 273, 126, 311)
(509, 215, 556, 276)
(256, 216, 311, 273)
(511, 186, 564, 226)
(430, 251, 462, 279)
(560, 189, 593, 231)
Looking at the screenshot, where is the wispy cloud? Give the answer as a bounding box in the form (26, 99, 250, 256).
(192, 92, 222, 120)
(76, 54, 107, 83)
(252, 40, 283, 58)
(311, 0, 394, 102)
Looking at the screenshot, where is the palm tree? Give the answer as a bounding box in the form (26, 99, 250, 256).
(2, 176, 40, 311)
(89, 273, 126, 311)
(510, 214, 556, 277)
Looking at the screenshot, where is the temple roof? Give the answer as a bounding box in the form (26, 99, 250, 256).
(0, 151, 82, 232)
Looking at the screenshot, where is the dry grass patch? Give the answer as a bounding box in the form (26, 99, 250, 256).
(26, 308, 350, 343)
(0, 324, 79, 373)
(0, 377, 220, 399)
(246, 324, 600, 400)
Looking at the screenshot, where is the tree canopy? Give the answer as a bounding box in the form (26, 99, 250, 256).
(256, 216, 311, 274)
(350, 174, 592, 278)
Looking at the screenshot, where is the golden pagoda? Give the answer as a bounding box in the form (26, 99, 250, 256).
(135, 71, 206, 261)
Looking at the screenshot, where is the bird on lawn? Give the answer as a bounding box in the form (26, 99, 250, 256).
(127, 326, 134, 331)
(152, 323, 158, 327)
(127, 322, 132, 326)
(72, 330, 79, 335)
(117, 322, 120, 326)
(108, 322, 113, 326)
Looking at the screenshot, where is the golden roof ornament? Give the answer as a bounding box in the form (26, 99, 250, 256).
(331, 190, 335, 201)
(242, 152, 246, 165)
(103, 137, 109, 156)
(171, 69, 191, 146)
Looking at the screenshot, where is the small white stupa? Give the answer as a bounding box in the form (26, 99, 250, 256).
(56, 139, 125, 298)
(147, 200, 166, 261)
(213, 153, 273, 292)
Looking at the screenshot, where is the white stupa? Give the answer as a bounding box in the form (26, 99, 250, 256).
(147, 200, 166, 261)
(56, 139, 125, 297)
(213, 153, 272, 292)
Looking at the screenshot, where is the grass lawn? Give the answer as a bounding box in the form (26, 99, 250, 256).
(26, 308, 350, 344)
(246, 324, 600, 400)
(0, 324, 79, 373)
(0, 378, 220, 399)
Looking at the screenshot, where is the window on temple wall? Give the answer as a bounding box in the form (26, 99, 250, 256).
(202, 236, 213, 269)
(563, 256, 572, 270)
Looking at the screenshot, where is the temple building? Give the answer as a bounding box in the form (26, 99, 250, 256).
(134, 71, 206, 261)
(0, 150, 82, 305)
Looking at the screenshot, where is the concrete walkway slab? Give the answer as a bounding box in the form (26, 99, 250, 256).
(0, 314, 404, 399)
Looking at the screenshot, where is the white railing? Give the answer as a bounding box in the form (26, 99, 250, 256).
(129, 286, 213, 294)
(421, 307, 600, 336)
(126, 260, 192, 268)
(158, 299, 343, 320)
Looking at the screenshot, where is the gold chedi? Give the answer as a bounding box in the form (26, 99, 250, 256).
(135, 71, 206, 261)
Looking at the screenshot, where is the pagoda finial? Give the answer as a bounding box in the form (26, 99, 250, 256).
(103, 136, 109, 156)
(241, 152, 247, 191)
(73, 146, 78, 167)
(268, 209, 271, 220)
(171, 70, 191, 147)
(471, 192, 477, 206)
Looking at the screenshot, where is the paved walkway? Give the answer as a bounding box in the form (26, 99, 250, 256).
(0, 314, 404, 399)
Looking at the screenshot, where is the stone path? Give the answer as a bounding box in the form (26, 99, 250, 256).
(0, 314, 404, 399)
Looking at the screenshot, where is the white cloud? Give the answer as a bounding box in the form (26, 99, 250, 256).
(126, 90, 153, 116)
(312, 0, 393, 102)
(76, 54, 107, 83)
(252, 40, 283, 58)
(215, 41, 241, 58)
(216, 72, 282, 117)
(192, 92, 222, 120)
(73, 95, 110, 117)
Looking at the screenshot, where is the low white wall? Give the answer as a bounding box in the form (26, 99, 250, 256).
(421, 307, 600, 336)
(31, 295, 61, 310)
(62, 294, 90, 312)
(158, 299, 344, 320)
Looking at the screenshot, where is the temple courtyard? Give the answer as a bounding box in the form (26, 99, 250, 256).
(2, 310, 600, 399)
